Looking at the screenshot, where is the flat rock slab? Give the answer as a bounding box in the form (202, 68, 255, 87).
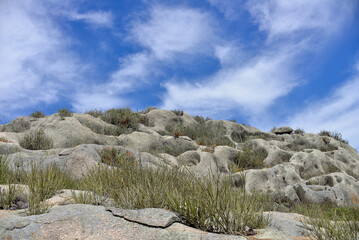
(0, 204, 248, 240)
(106, 207, 181, 228)
(264, 212, 311, 238)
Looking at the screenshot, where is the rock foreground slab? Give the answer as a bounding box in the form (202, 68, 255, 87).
(0, 204, 312, 240)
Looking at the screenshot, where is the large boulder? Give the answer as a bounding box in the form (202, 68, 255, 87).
(273, 127, 293, 135)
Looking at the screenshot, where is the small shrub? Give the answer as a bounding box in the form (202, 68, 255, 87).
(174, 131, 180, 138)
(58, 108, 73, 119)
(319, 130, 348, 144)
(101, 108, 145, 130)
(30, 111, 45, 118)
(0, 137, 8, 143)
(98, 147, 135, 167)
(85, 109, 103, 118)
(234, 143, 268, 170)
(294, 128, 305, 134)
(20, 129, 54, 150)
(270, 126, 277, 132)
(166, 122, 232, 147)
(141, 106, 157, 114)
(171, 109, 184, 116)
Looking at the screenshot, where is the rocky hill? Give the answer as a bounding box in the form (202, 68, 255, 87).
(1, 108, 358, 239)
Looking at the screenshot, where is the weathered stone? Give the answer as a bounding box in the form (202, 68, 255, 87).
(106, 207, 181, 228)
(273, 127, 293, 135)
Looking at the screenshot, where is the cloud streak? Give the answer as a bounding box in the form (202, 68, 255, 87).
(287, 63, 359, 148)
(161, 0, 355, 119)
(0, 0, 84, 117)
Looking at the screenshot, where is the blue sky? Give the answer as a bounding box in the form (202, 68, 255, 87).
(1, 0, 359, 148)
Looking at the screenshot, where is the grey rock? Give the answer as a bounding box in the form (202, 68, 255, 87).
(0, 204, 247, 240)
(106, 207, 181, 228)
(273, 127, 293, 135)
(264, 211, 310, 238)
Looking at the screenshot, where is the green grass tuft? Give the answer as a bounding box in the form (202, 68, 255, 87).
(19, 129, 54, 150)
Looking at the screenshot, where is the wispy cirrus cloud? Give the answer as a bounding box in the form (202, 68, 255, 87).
(160, 0, 355, 119)
(72, 5, 216, 112)
(287, 62, 359, 149)
(0, 0, 85, 117)
(67, 10, 114, 28)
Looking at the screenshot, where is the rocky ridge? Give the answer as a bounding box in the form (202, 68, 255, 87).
(1, 109, 358, 239)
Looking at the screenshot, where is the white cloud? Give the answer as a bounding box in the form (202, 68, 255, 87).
(0, 0, 84, 114)
(246, 0, 353, 40)
(130, 6, 215, 59)
(161, 50, 297, 116)
(161, 0, 355, 120)
(67, 10, 114, 28)
(287, 63, 359, 149)
(71, 5, 217, 110)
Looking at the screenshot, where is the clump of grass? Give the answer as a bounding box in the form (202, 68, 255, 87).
(319, 130, 348, 144)
(294, 128, 305, 134)
(166, 121, 232, 147)
(85, 109, 103, 118)
(0, 183, 18, 209)
(233, 143, 268, 170)
(25, 162, 67, 215)
(298, 198, 359, 240)
(141, 106, 157, 114)
(193, 115, 212, 124)
(58, 108, 73, 119)
(30, 111, 45, 118)
(98, 147, 135, 167)
(19, 129, 54, 150)
(167, 170, 270, 234)
(171, 109, 184, 116)
(101, 108, 148, 132)
(74, 150, 269, 235)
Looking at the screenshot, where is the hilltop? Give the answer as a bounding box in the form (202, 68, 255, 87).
(0, 108, 358, 239)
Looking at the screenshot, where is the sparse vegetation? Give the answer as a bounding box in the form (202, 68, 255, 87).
(0, 137, 8, 143)
(171, 109, 184, 116)
(58, 108, 73, 119)
(19, 129, 54, 150)
(30, 111, 45, 118)
(25, 162, 66, 215)
(233, 143, 268, 171)
(193, 115, 212, 124)
(85, 109, 103, 118)
(319, 130, 348, 144)
(294, 128, 305, 134)
(166, 121, 233, 147)
(298, 198, 359, 240)
(100, 108, 148, 132)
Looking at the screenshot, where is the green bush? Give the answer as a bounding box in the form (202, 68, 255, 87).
(30, 111, 45, 118)
(101, 108, 148, 132)
(233, 143, 268, 170)
(299, 200, 359, 240)
(19, 129, 54, 150)
(193, 115, 212, 124)
(166, 121, 232, 147)
(85, 109, 103, 118)
(25, 162, 67, 215)
(58, 108, 73, 119)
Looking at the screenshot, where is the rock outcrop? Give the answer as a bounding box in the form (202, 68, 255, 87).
(1, 109, 358, 239)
